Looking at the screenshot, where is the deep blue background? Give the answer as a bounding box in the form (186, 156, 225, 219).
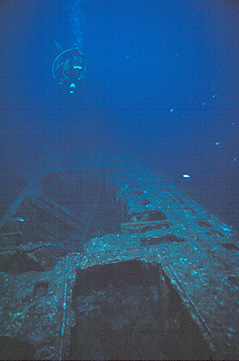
(0, 0, 239, 230)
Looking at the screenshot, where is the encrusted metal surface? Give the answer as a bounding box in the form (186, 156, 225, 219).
(0, 155, 238, 360)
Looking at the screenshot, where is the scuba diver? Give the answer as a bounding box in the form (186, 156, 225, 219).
(52, 44, 86, 94)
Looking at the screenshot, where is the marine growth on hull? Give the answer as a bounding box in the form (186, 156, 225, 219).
(0, 158, 238, 360)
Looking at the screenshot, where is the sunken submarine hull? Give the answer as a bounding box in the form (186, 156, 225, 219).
(0, 155, 238, 360)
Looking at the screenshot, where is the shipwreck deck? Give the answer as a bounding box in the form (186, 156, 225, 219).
(0, 155, 238, 360)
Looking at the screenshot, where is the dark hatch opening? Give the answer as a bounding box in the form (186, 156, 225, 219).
(0, 337, 36, 361)
(69, 260, 213, 360)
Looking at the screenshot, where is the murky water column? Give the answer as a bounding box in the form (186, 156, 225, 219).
(67, 0, 85, 49)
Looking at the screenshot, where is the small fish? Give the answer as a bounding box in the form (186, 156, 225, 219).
(215, 142, 220, 146)
(182, 174, 191, 179)
(15, 217, 24, 222)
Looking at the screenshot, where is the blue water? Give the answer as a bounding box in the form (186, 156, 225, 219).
(0, 0, 239, 230)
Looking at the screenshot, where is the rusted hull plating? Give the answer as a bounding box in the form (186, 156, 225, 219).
(0, 155, 238, 360)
